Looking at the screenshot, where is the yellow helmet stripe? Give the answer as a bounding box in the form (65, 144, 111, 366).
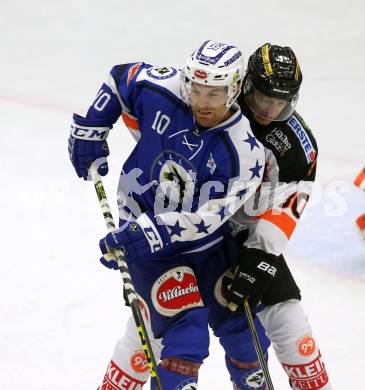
(261, 44, 273, 76)
(294, 58, 300, 81)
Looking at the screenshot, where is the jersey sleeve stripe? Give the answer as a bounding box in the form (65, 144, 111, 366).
(122, 112, 140, 131)
(127, 62, 142, 85)
(257, 209, 297, 239)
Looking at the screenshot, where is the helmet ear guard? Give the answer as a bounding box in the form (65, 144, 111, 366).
(226, 77, 243, 108)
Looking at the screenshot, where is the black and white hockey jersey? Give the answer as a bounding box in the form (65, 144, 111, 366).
(229, 98, 318, 256)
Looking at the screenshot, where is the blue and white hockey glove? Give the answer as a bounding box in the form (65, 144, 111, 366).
(99, 212, 171, 268)
(68, 114, 111, 180)
(223, 247, 278, 311)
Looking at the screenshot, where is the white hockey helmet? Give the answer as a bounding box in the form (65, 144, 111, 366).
(182, 40, 244, 108)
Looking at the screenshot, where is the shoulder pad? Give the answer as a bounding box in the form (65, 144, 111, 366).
(111, 63, 144, 87)
(136, 66, 183, 101)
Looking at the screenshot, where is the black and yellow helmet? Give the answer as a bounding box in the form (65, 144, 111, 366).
(245, 43, 302, 101)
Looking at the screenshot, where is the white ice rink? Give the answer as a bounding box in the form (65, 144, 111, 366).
(1, 0, 364, 388)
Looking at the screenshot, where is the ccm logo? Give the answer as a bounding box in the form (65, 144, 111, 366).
(71, 124, 109, 140)
(257, 261, 277, 277)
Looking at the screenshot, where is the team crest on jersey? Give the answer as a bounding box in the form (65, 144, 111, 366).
(151, 152, 197, 209)
(176, 378, 197, 390)
(147, 66, 177, 80)
(151, 266, 203, 317)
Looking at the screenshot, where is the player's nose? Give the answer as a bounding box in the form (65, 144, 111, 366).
(195, 96, 211, 108)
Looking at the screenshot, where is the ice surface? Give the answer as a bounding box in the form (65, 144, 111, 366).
(1, 0, 364, 388)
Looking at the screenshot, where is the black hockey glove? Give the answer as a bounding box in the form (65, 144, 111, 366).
(223, 247, 278, 311)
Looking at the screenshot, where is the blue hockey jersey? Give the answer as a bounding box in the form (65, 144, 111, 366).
(72, 63, 265, 256)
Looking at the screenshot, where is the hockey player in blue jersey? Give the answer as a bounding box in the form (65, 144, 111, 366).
(74, 43, 334, 390)
(69, 41, 269, 389)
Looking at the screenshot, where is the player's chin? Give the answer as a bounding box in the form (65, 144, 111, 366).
(254, 113, 273, 126)
(195, 114, 215, 128)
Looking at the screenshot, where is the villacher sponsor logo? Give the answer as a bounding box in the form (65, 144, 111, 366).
(151, 266, 203, 316)
(159, 283, 199, 302)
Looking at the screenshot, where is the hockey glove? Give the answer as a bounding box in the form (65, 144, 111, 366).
(68, 114, 111, 180)
(223, 247, 278, 311)
(99, 212, 171, 268)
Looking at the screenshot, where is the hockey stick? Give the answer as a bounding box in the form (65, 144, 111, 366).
(228, 300, 274, 389)
(89, 164, 163, 390)
(242, 299, 275, 390)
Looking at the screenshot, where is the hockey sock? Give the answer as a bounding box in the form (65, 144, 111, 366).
(225, 355, 267, 390)
(100, 359, 146, 390)
(150, 359, 199, 390)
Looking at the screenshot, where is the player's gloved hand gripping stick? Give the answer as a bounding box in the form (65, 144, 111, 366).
(89, 163, 163, 390)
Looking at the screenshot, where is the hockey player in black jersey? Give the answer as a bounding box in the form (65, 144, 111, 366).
(222, 43, 332, 389)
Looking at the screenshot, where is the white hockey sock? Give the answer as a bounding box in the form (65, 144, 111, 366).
(257, 299, 332, 389)
(100, 316, 162, 389)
